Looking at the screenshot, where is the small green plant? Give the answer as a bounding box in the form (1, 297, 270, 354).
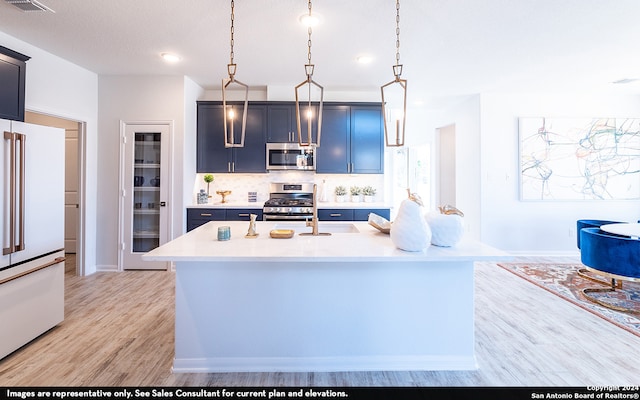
(362, 186, 376, 196)
(350, 186, 362, 196)
(334, 185, 347, 196)
(203, 174, 214, 195)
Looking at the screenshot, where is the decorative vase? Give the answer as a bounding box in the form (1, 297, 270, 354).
(351, 195, 361, 202)
(336, 195, 347, 203)
(426, 211, 464, 247)
(390, 193, 431, 252)
(197, 189, 208, 204)
(319, 179, 328, 202)
(364, 195, 374, 203)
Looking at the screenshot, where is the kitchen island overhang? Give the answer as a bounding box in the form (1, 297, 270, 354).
(143, 221, 511, 373)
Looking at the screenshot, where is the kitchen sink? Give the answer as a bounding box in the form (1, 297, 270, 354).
(273, 223, 360, 234)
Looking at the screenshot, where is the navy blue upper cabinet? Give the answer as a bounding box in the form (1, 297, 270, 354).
(233, 105, 267, 172)
(197, 102, 267, 173)
(350, 106, 384, 174)
(316, 104, 384, 174)
(267, 102, 320, 144)
(267, 103, 296, 142)
(197, 103, 230, 172)
(0, 46, 29, 122)
(316, 105, 350, 173)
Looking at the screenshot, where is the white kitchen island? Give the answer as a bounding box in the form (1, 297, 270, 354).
(143, 220, 510, 373)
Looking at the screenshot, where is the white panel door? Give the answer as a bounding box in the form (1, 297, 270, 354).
(120, 122, 171, 270)
(64, 129, 78, 253)
(8, 121, 64, 265)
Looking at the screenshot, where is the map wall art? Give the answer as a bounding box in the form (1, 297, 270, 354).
(519, 117, 640, 200)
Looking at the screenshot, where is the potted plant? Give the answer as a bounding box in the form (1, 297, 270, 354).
(350, 186, 362, 202)
(362, 186, 376, 202)
(334, 185, 347, 202)
(203, 174, 214, 198)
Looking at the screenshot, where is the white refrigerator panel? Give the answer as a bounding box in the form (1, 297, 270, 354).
(7, 121, 64, 265)
(1, 118, 11, 269)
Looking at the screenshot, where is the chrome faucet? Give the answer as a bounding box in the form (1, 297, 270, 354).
(301, 184, 330, 236)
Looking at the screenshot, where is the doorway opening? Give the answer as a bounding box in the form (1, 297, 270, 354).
(25, 111, 86, 276)
(436, 124, 456, 208)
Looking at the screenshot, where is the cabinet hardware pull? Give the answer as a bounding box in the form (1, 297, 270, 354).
(238, 214, 249, 217)
(201, 213, 212, 217)
(330, 213, 342, 217)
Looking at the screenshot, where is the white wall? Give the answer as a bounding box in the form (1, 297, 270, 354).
(427, 96, 482, 240)
(479, 92, 640, 254)
(0, 31, 99, 275)
(97, 75, 194, 270)
(182, 77, 206, 233)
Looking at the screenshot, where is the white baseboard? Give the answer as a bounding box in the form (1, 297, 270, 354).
(504, 250, 580, 257)
(172, 355, 478, 373)
(96, 264, 118, 272)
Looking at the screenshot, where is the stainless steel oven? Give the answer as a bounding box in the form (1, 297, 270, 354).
(266, 143, 316, 171)
(263, 183, 314, 221)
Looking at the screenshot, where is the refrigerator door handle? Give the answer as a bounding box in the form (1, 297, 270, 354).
(3, 131, 16, 256)
(16, 132, 25, 252)
(0, 256, 65, 286)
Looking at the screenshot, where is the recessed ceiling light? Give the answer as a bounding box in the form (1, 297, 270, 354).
(160, 53, 182, 63)
(356, 55, 373, 64)
(299, 13, 321, 27)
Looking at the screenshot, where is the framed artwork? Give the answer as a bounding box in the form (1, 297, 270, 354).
(519, 117, 640, 200)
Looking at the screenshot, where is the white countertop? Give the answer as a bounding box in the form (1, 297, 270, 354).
(143, 221, 510, 263)
(187, 201, 392, 209)
(188, 202, 263, 209)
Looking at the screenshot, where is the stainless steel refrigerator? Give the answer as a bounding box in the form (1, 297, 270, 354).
(1, 118, 65, 359)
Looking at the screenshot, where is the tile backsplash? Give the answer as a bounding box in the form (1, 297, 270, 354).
(193, 171, 386, 205)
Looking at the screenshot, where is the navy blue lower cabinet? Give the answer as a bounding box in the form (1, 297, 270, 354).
(225, 209, 263, 221)
(318, 208, 390, 221)
(186, 208, 225, 231)
(318, 209, 354, 221)
(354, 208, 390, 221)
(187, 208, 265, 232)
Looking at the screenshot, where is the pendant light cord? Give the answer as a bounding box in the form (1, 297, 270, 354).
(228, 0, 236, 78)
(307, 0, 313, 76)
(395, 0, 400, 67)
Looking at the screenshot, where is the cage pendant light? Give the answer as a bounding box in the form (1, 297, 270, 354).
(295, 0, 324, 147)
(222, 0, 249, 148)
(380, 0, 407, 147)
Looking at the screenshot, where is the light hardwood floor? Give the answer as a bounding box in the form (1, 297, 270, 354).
(1, 254, 639, 386)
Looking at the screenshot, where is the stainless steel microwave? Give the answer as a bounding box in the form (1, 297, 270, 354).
(266, 143, 316, 171)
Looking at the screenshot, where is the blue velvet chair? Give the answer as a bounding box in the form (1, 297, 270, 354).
(579, 227, 640, 312)
(576, 219, 621, 249)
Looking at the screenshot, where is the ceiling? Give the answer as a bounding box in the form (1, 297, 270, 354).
(2, 0, 640, 109)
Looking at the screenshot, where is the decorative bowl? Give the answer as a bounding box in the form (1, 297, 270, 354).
(216, 190, 232, 203)
(270, 229, 294, 239)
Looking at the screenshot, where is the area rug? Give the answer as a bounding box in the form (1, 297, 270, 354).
(497, 263, 640, 338)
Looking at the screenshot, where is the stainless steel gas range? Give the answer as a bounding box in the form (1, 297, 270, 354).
(262, 183, 314, 221)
